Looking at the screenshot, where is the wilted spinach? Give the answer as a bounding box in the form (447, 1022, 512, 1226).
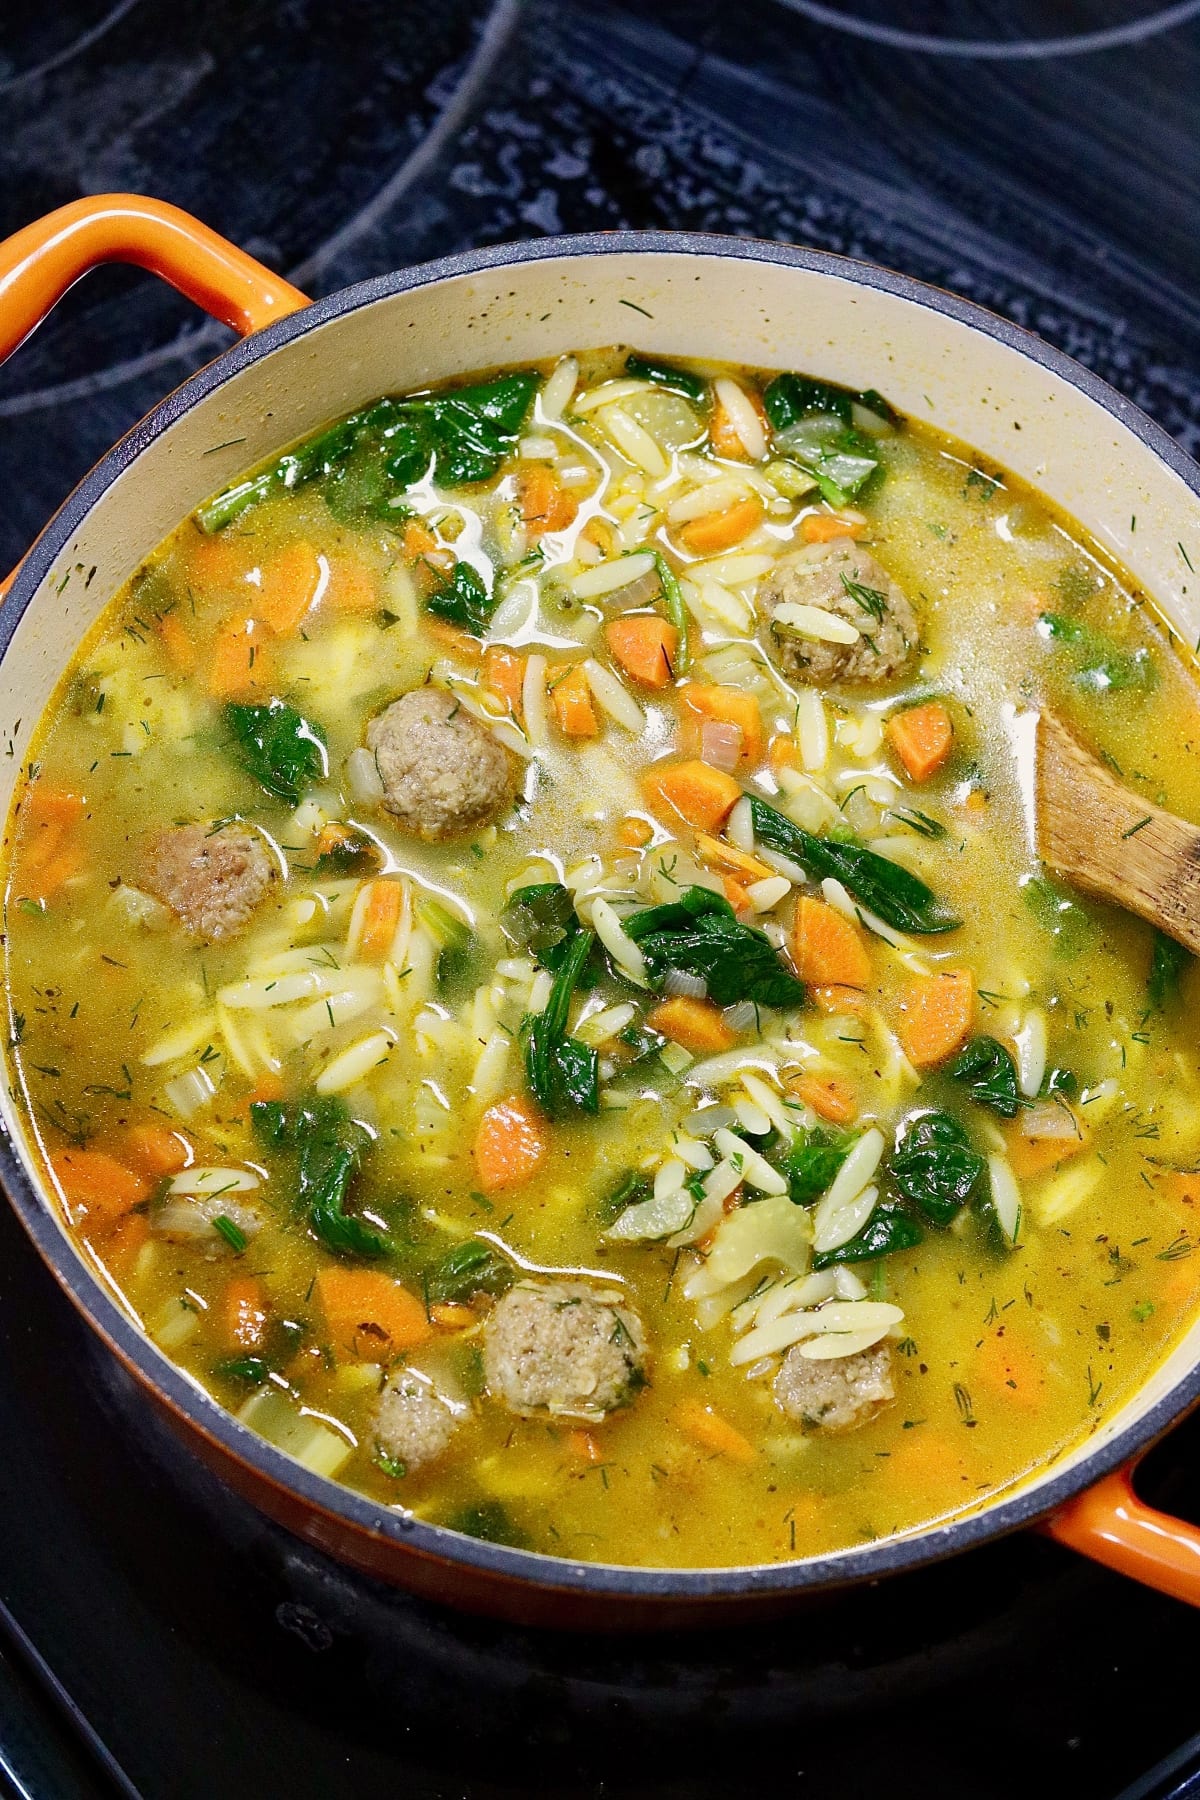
(225, 698, 327, 804)
(948, 1037, 1024, 1119)
(251, 1092, 387, 1257)
(890, 1111, 985, 1225)
(623, 884, 806, 1008)
(749, 798, 960, 935)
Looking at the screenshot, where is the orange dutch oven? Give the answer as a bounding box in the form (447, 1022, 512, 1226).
(0, 194, 1199, 1627)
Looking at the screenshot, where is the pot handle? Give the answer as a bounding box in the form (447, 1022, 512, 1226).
(1044, 1460, 1200, 1606)
(0, 192, 310, 363)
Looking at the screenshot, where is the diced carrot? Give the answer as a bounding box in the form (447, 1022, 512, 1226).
(483, 646, 527, 721)
(123, 1124, 192, 1178)
(1161, 1265, 1199, 1308)
(791, 896, 872, 989)
(581, 518, 614, 556)
(50, 1149, 152, 1230)
(681, 683, 764, 764)
(247, 1072, 286, 1105)
(811, 983, 870, 1017)
(768, 733, 800, 774)
(550, 664, 599, 738)
(316, 1267, 434, 1361)
(430, 1302, 476, 1330)
(21, 840, 84, 902)
(640, 759, 741, 833)
(800, 512, 866, 544)
(694, 831, 772, 882)
(159, 609, 197, 673)
(221, 1275, 270, 1354)
(679, 496, 764, 556)
(474, 1096, 549, 1194)
(972, 1330, 1045, 1410)
(324, 555, 377, 614)
(1161, 1168, 1200, 1213)
(403, 520, 455, 585)
(566, 1429, 604, 1464)
(424, 617, 482, 662)
(648, 995, 736, 1055)
(617, 815, 655, 849)
(895, 969, 975, 1069)
(605, 615, 678, 689)
(21, 786, 85, 879)
(314, 822, 382, 872)
(1003, 1114, 1089, 1180)
(673, 1398, 756, 1463)
(518, 466, 578, 539)
(963, 788, 988, 814)
(357, 879, 404, 962)
(103, 1211, 149, 1274)
(886, 1428, 969, 1488)
(789, 1072, 857, 1124)
(888, 702, 954, 784)
(722, 875, 754, 913)
(256, 540, 324, 634)
(187, 534, 253, 592)
(207, 615, 273, 699)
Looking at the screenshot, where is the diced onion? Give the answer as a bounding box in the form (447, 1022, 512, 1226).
(723, 999, 760, 1032)
(163, 1065, 216, 1120)
(700, 719, 743, 771)
(664, 968, 708, 999)
(1019, 1100, 1082, 1141)
(684, 1104, 738, 1135)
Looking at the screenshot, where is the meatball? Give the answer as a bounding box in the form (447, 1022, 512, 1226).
(483, 1279, 647, 1420)
(152, 1193, 263, 1248)
(374, 1373, 460, 1476)
(773, 1341, 895, 1433)
(757, 538, 919, 685)
(148, 822, 276, 940)
(365, 687, 512, 841)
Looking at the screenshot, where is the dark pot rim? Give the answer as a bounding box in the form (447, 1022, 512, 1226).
(4, 228, 1200, 1603)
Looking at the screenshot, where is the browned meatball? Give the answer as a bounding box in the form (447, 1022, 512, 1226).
(773, 1341, 895, 1432)
(365, 688, 512, 842)
(482, 1279, 647, 1420)
(147, 823, 276, 940)
(374, 1374, 460, 1475)
(757, 538, 919, 685)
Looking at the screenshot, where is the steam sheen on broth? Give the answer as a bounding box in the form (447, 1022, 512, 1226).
(5, 348, 1200, 1569)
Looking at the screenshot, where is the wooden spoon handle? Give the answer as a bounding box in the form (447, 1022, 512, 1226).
(1036, 712, 1200, 954)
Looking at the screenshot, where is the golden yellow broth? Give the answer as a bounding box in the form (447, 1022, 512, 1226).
(6, 348, 1200, 1568)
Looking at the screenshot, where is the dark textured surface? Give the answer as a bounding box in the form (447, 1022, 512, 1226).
(0, 2, 1199, 1796)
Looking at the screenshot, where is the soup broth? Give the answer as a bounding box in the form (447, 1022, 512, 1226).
(6, 348, 1200, 1569)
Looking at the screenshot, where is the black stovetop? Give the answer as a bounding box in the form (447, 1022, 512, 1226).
(2, 4, 1200, 1796)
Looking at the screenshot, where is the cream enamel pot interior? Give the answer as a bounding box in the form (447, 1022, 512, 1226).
(2, 194, 1200, 1628)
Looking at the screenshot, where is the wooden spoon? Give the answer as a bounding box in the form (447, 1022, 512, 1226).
(1036, 710, 1200, 954)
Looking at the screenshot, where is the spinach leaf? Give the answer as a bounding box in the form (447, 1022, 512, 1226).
(313, 826, 382, 878)
(1041, 1065, 1078, 1099)
(625, 353, 708, 406)
(949, 1037, 1024, 1119)
(623, 884, 806, 1008)
(813, 1196, 923, 1268)
(425, 1238, 513, 1304)
(1021, 874, 1093, 961)
(425, 561, 496, 637)
(252, 1093, 387, 1257)
(890, 1110, 984, 1226)
(1149, 928, 1190, 1010)
(1038, 612, 1156, 694)
(502, 883, 581, 972)
(215, 1355, 270, 1385)
(779, 1126, 852, 1205)
(443, 1499, 528, 1548)
(197, 373, 538, 533)
(225, 698, 327, 804)
(762, 374, 888, 505)
(522, 926, 599, 1118)
(749, 798, 960, 935)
